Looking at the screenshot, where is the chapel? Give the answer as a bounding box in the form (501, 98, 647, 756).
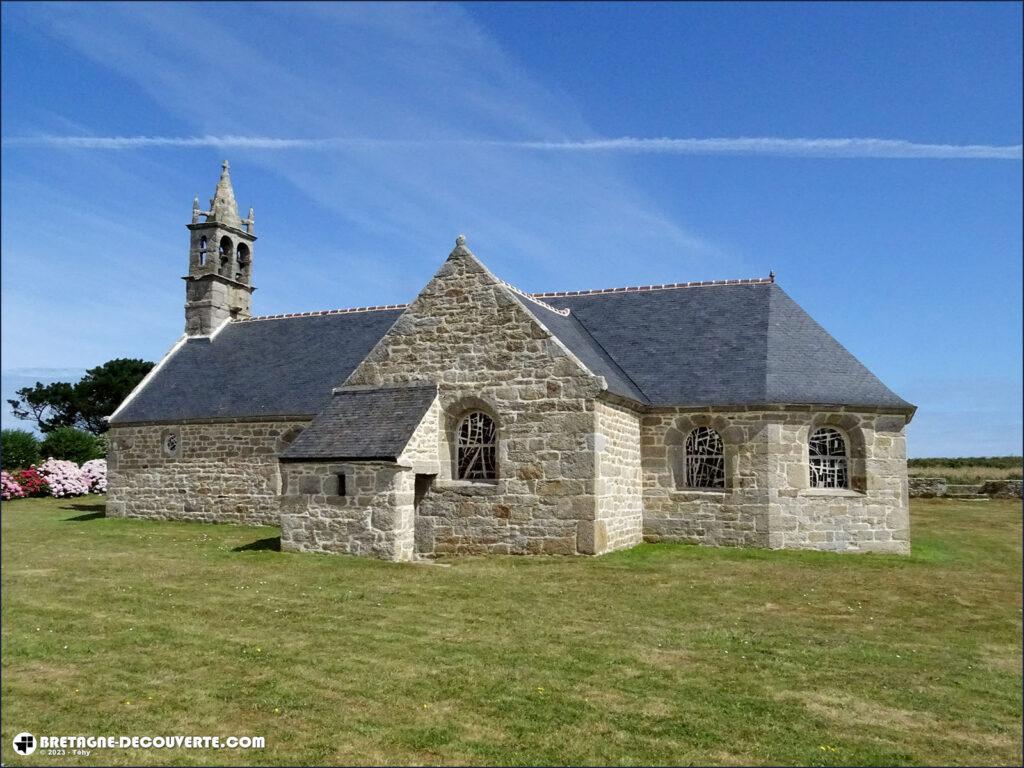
(107, 162, 915, 558)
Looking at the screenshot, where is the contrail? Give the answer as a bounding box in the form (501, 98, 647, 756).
(4, 133, 1020, 159)
(502, 136, 1023, 160)
(2, 135, 357, 149)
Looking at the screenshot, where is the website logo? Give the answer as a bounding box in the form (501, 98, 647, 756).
(13, 732, 37, 755)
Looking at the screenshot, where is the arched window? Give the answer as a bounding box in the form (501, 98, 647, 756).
(684, 427, 725, 489)
(198, 236, 208, 267)
(456, 411, 497, 481)
(236, 243, 250, 282)
(809, 427, 848, 488)
(218, 236, 233, 277)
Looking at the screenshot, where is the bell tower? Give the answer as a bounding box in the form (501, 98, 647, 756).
(184, 160, 256, 335)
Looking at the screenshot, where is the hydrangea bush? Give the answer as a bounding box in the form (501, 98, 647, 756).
(80, 459, 108, 494)
(13, 467, 48, 497)
(38, 459, 90, 497)
(1, 470, 25, 501)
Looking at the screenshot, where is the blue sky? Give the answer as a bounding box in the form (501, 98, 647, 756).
(1, 1, 1020, 457)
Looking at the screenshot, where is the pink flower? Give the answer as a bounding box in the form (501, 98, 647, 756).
(81, 459, 107, 494)
(1, 470, 25, 501)
(38, 459, 89, 497)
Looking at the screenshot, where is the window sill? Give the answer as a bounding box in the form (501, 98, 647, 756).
(799, 488, 864, 498)
(670, 488, 728, 497)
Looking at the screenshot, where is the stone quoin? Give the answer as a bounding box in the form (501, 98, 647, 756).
(106, 162, 916, 560)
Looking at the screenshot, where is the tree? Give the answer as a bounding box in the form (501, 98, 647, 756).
(7, 381, 78, 432)
(40, 427, 104, 464)
(75, 359, 155, 434)
(1, 429, 41, 470)
(7, 358, 154, 435)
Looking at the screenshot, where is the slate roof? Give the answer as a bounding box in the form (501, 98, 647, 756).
(111, 279, 912, 425)
(280, 385, 437, 461)
(543, 282, 912, 410)
(109, 309, 401, 424)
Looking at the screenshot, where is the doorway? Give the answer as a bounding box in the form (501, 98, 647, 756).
(414, 473, 435, 512)
(413, 474, 436, 555)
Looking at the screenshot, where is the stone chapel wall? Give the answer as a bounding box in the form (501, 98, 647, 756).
(641, 410, 771, 547)
(766, 411, 910, 553)
(106, 419, 308, 526)
(279, 461, 415, 560)
(640, 408, 910, 554)
(342, 245, 613, 556)
(591, 399, 644, 553)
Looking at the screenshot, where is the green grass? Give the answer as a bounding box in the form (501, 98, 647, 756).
(2, 497, 1021, 766)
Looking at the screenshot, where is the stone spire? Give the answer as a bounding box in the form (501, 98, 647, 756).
(205, 160, 242, 229)
(184, 161, 257, 335)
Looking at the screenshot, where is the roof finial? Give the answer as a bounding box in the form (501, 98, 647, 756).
(769, 269, 775, 282)
(455, 234, 467, 247)
(222, 159, 230, 172)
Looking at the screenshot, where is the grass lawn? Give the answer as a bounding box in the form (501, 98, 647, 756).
(2, 497, 1021, 766)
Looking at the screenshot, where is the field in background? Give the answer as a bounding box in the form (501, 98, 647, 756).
(2, 497, 1021, 766)
(908, 456, 1022, 484)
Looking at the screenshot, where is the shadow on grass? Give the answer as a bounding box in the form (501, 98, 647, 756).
(233, 536, 280, 552)
(63, 503, 106, 522)
(66, 502, 105, 512)
(63, 511, 105, 522)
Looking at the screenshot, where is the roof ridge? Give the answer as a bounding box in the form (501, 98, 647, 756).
(238, 304, 408, 322)
(532, 276, 774, 299)
(235, 276, 774, 322)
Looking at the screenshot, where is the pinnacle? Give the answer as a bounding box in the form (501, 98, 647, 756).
(204, 159, 242, 228)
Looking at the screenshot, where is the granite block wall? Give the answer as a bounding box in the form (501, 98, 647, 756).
(641, 407, 910, 554)
(279, 461, 415, 561)
(591, 400, 644, 554)
(341, 241, 637, 556)
(106, 419, 308, 526)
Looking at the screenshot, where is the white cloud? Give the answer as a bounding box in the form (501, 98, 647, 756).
(7, 134, 1021, 160)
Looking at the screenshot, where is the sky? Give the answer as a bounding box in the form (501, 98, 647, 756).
(1, 1, 1021, 457)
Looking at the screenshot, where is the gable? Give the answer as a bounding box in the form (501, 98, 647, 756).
(340, 241, 604, 396)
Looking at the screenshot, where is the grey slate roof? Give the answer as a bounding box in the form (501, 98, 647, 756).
(111, 281, 911, 426)
(280, 385, 437, 461)
(515, 296, 648, 403)
(110, 309, 401, 424)
(544, 283, 912, 410)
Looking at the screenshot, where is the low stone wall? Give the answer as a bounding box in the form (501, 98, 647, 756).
(909, 477, 1022, 499)
(909, 477, 948, 498)
(980, 480, 1023, 499)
